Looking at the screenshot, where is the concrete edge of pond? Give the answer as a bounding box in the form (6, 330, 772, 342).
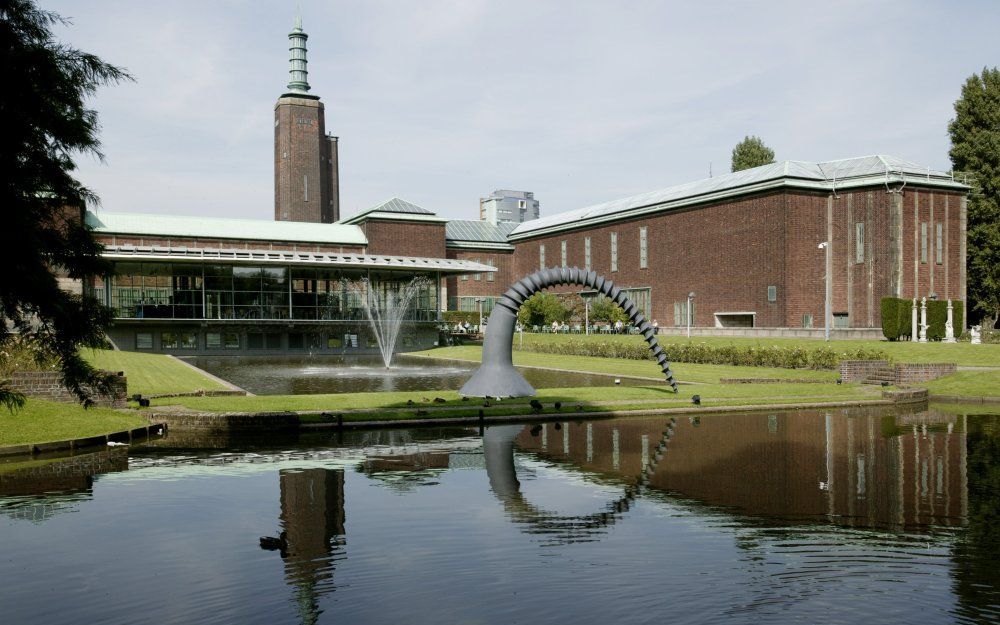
(0, 423, 169, 461)
(170, 355, 254, 396)
(928, 394, 1000, 404)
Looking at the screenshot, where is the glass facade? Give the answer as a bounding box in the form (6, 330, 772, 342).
(101, 262, 439, 322)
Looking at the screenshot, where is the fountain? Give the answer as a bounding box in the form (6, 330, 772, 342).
(344, 277, 429, 368)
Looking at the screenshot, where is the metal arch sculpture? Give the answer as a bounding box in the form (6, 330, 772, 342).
(459, 266, 678, 398)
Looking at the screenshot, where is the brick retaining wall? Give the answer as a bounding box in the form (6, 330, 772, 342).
(151, 411, 300, 433)
(839, 360, 891, 383)
(8, 370, 127, 408)
(839, 360, 956, 386)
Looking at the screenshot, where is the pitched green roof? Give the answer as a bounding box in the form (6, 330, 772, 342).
(341, 198, 446, 224)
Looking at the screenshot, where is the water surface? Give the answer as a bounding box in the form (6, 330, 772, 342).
(2, 406, 998, 624)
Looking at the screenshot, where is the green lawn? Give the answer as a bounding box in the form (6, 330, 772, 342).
(0, 399, 147, 447)
(513, 333, 1000, 367)
(925, 370, 1000, 399)
(82, 349, 228, 396)
(150, 380, 875, 419)
(410, 345, 837, 384)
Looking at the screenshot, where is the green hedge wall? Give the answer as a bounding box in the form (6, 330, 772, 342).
(881, 297, 963, 341)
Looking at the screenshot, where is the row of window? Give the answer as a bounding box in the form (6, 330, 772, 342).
(136, 331, 418, 351)
(460, 258, 495, 282)
(538, 228, 650, 272)
(920, 221, 945, 265)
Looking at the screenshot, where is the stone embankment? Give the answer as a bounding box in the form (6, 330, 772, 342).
(7, 370, 128, 408)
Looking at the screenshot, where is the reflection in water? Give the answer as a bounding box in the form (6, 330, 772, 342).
(260, 469, 346, 625)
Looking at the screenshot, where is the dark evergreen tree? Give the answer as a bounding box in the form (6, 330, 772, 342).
(0, 0, 131, 410)
(949, 67, 1000, 328)
(730, 135, 775, 172)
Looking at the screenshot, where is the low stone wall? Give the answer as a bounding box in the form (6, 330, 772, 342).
(882, 388, 929, 403)
(146, 390, 247, 400)
(7, 370, 128, 408)
(895, 363, 957, 385)
(839, 360, 956, 386)
(0, 447, 129, 497)
(151, 411, 300, 433)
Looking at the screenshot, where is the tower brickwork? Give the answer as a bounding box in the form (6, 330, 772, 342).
(274, 17, 339, 223)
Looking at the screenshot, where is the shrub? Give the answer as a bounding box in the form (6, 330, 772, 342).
(881, 297, 905, 340)
(926, 299, 964, 341)
(517, 293, 571, 328)
(443, 311, 481, 326)
(514, 339, 889, 370)
(0, 334, 60, 377)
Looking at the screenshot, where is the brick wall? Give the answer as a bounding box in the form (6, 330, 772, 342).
(839, 360, 956, 385)
(445, 247, 515, 305)
(274, 96, 335, 224)
(362, 219, 446, 258)
(895, 363, 957, 385)
(8, 370, 127, 408)
(839, 360, 891, 382)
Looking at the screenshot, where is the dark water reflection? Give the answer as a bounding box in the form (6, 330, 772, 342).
(186, 354, 649, 395)
(2, 406, 999, 624)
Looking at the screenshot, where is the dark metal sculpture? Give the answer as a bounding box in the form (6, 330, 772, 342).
(459, 266, 678, 397)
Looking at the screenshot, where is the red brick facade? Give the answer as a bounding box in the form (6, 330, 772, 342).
(361, 219, 446, 258)
(445, 247, 515, 308)
(274, 96, 338, 224)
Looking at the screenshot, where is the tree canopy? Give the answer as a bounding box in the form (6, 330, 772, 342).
(0, 0, 131, 410)
(949, 67, 1000, 328)
(731, 135, 776, 172)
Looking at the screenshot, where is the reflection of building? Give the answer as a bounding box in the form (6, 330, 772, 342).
(514, 409, 967, 528)
(262, 468, 345, 625)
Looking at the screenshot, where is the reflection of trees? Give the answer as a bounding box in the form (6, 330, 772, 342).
(260, 468, 345, 625)
(953, 416, 1000, 622)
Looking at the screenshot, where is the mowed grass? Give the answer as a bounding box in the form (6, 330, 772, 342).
(0, 399, 147, 447)
(409, 345, 837, 384)
(514, 333, 1000, 367)
(926, 370, 1000, 398)
(149, 381, 875, 418)
(82, 349, 227, 396)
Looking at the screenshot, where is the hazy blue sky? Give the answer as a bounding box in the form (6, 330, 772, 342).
(48, 0, 1000, 222)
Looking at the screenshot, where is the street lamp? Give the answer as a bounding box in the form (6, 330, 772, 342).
(476, 298, 484, 332)
(686, 291, 695, 339)
(818, 242, 830, 341)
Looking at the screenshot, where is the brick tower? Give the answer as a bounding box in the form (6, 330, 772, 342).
(274, 16, 340, 223)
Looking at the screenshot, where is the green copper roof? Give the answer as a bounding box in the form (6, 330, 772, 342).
(86, 210, 367, 246)
(286, 14, 311, 94)
(341, 198, 446, 224)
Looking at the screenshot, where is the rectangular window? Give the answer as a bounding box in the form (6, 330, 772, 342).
(767, 285, 777, 302)
(639, 227, 648, 269)
(936, 222, 943, 265)
(461, 272, 468, 281)
(561, 240, 567, 267)
(610, 233, 618, 272)
(247, 333, 264, 350)
(474, 258, 481, 281)
(136, 332, 153, 350)
(486, 258, 495, 282)
(855, 222, 865, 264)
(206, 332, 221, 349)
(834, 313, 849, 329)
(584, 237, 591, 271)
(802, 314, 813, 328)
(920, 222, 928, 263)
(161, 331, 196, 349)
(327, 335, 343, 349)
(539, 244, 546, 269)
(303, 175, 308, 202)
(673, 300, 695, 326)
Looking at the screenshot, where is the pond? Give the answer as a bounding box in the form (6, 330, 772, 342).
(186, 354, 652, 395)
(2, 405, 998, 624)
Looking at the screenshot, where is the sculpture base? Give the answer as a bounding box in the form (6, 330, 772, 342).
(459, 363, 536, 398)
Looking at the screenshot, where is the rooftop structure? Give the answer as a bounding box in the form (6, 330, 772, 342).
(341, 198, 447, 225)
(480, 189, 540, 225)
(445, 220, 518, 250)
(509, 155, 967, 240)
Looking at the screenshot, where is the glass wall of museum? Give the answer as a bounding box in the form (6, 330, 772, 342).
(91, 262, 440, 322)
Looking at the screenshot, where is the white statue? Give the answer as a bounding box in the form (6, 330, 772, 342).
(918, 297, 928, 343)
(944, 299, 956, 343)
(911, 298, 918, 342)
(971, 325, 982, 345)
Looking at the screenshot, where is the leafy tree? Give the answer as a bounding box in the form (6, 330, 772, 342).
(588, 295, 627, 325)
(517, 293, 570, 328)
(0, 0, 131, 410)
(949, 67, 1000, 328)
(731, 135, 775, 172)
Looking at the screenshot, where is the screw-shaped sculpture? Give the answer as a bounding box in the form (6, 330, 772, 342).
(459, 267, 678, 397)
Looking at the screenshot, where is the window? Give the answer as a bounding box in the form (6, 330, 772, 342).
(610, 233, 618, 272)
(162, 331, 196, 349)
(461, 272, 468, 281)
(673, 300, 695, 327)
(303, 174, 308, 201)
(639, 227, 648, 269)
(584, 237, 591, 271)
(936, 223, 943, 265)
(327, 335, 343, 348)
(539, 244, 546, 269)
(920, 222, 928, 263)
(561, 240, 567, 267)
(518, 200, 527, 209)
(207, 332, 241, 350)
(136, 332, 153, 350)
(266, 333, 282, 349)
(802, 314, 813, 328)
(767, 285, 777, 302)
(834, 313, 849, 329)
(247, 333, 264, 349)
(486, 258, 495, 281)
(855, 222, 865, 264)
(474, 258, 481, 281)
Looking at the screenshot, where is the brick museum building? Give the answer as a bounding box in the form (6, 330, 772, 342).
(82, 20, 969, 354)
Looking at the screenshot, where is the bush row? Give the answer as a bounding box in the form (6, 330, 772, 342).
(881, 297, 964, 341)
(515, 339, 889, 370)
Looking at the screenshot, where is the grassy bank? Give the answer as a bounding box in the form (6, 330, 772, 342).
(512, 333, 1000, 367)
(925, 370, 1000, 399)
(0, 399, 147, 447)
(410, 346, 837, 384)
(82, 349, 228, 396)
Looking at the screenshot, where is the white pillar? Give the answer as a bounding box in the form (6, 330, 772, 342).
(919, 297, 928, 343)
(944, 300, 956, 343)
(911, 298, 918, 342)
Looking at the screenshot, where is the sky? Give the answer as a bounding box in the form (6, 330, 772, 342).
(48, 0, 1000, 222)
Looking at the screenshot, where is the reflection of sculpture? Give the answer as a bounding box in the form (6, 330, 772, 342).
(483, 422, 674, 544)
(260, 468, 345, 625)
(461, 267, 677, 397)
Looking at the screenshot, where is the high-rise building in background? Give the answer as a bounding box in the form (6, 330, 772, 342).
(274, 17, 340, 223)
(479, 190, 539, 225)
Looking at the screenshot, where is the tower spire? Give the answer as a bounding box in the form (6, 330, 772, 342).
(286, 13, 310, 94)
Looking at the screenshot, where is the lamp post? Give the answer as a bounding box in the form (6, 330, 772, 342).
(818, 242, 830, 341)
(686, 291, 695, 339)
(476, 298, 484, 333)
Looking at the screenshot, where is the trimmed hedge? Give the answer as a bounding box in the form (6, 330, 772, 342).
(881, 297, 964, 341)
(443, 311, 482, 325)
(514, 340, 889, 370)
